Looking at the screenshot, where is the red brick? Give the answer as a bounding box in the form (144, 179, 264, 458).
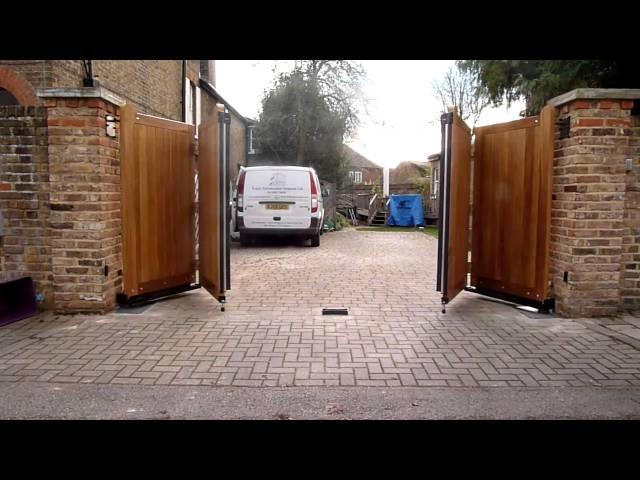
(598, 101, 620, 110)
(571, 100, 592, 110)
(575, 118, 604, 127)
(605, 118, 631, 127)
(0, 181, 12, 191)
(86, 99, 107, 110)
(48, 118, 86, 127)
(621, 100, 634, 109)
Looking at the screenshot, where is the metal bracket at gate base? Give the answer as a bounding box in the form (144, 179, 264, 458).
(464, 286, 555, 313)
(116, 283, 201, 308)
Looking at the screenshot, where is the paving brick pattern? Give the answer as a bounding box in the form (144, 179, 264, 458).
(1, 230, 640, 387)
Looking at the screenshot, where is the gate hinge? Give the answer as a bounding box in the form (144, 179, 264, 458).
(218, 112, 231, 124)
(193, 138, 199, 157)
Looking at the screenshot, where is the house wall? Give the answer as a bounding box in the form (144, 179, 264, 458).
(230, 112, 247, 182)
(347, 166, 381, 185)
(0, 60, 204, 122)
(200, 85, 248, 182)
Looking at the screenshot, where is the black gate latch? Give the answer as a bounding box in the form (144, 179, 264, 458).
(557, 116, 570, 139)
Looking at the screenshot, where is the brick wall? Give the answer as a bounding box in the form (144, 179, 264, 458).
(200, 88, 248, 181)
(549, 94, 640, 317)
(0, 106, 51, 306)
(0, 61, 53, 92)
(44, 96, 122, 313)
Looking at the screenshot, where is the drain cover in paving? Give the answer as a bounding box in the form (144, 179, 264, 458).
(322, 307, 349, 315)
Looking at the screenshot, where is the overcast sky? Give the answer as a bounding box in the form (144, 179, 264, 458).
(216, 60, 525, 168)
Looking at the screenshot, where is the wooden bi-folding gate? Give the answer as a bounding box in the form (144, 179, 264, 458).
(437, 106, 555, 312)
(119, 104, 230, 309)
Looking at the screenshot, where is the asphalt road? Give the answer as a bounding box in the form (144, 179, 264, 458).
(1, 382, 639, 419)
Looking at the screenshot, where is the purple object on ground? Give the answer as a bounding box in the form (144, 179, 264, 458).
(0, 277, 38, 327)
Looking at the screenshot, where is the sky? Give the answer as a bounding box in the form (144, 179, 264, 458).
(215, 60, 526, 168)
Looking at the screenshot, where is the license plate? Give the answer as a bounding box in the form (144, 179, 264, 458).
(266, 204, 289, 210)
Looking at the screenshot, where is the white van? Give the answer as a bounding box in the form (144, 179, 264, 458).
(232, 166, 324, 247)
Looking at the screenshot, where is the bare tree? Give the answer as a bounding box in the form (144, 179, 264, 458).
(432, 65, 490, 129)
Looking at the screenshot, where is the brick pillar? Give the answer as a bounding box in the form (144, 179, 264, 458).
(548, 90, 640, 317)
(622, 115, 640, 311)
(0, 106, 52, 307)
(43, 94, 122, 313)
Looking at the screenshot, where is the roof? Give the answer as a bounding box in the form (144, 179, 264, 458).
(390, 161, 430, 182)
(343, 145, 382, 169)
(427, 153, 440, 162)
(407, 160, 429, 168)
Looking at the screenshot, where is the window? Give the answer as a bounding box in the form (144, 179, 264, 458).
(248, 126, 256, 155)
(191, 82, 197, 125)
(431, 167, 439, 199)
(184, 79, 201, 135)
(349, 171, 362, 184)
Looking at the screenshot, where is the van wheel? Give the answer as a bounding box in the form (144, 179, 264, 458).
(310, 233, 320, 247)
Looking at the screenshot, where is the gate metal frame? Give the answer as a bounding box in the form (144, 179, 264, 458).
(218, 110, 232, 308)
(436, 112, 453, 310)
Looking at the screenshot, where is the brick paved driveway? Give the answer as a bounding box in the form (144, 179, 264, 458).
(1, 229, 640, 388)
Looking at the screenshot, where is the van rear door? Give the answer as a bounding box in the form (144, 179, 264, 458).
(243, 169, 311, 229)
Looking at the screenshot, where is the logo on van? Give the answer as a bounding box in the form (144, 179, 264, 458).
(268, 173, 286, 187)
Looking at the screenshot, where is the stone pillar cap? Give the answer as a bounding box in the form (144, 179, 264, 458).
(36, 87, 125, 106)
(547, 88, 640, 107)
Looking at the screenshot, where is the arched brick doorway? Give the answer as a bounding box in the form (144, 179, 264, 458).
(0, 67, 40, 105)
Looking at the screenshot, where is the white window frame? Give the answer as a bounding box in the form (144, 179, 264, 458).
(431, 167, 439, 199)
(349, 171, 362, 184)
(248, 126, 256, 154)
(185, 79, 201, 121)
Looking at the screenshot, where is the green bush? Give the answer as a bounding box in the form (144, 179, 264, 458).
(336, 212, 350, 230)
